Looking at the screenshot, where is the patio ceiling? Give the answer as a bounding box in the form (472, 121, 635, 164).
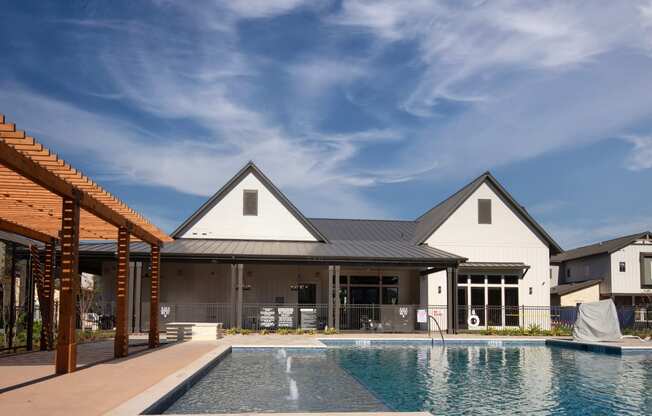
(0, 113, 172, 244)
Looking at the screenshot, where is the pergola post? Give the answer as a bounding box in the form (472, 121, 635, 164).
(334, 265, 341, 331)
(55, 196, 80, 374)
(114, 226, 130, 358)
(41, 240, 55, 350)
(327, 266, 334, 329)
(148, 243, 161, 348)
(26, 246, 37, 351)
(7, 242, 16, 350)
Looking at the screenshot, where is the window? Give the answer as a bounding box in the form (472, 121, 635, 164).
(566, 268, 571, 278)
(641, 255, 652, 287)
(478, 199, 492, 224)
(619, 262, 626, 272)
(382, 275, 399, 285)
(382, 287, 399, 304)
(243, 190, 258, 216)
(350, 275, 379, 285)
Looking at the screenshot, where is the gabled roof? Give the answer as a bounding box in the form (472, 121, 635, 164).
(550, 279, 601, 296)
(171, 161, 328, 242)
(412, 171, 563, 254)
(551, 231, 652, 263)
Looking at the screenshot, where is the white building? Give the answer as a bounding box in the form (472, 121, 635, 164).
(80, 162, 561, 332)
(551, 232, 652, 307)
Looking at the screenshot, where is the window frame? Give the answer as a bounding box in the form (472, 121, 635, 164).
(243, 189, 258, 216)
(478, 198, 492, 224)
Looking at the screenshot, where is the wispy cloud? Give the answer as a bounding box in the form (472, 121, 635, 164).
(332, 1, 652, 116)
(3, 0, 652, 230)
(622, 135, 652, 171)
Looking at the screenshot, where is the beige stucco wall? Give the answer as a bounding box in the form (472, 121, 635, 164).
(558, 284, 600, 307)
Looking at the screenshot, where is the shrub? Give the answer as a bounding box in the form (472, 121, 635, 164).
(259, 329, 270, 335)
(276, 328, 290, 335)
(323, 327, 337, 335)
(225, 328, 239, 335)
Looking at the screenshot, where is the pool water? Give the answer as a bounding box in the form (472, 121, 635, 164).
(165, 345, 652, 415)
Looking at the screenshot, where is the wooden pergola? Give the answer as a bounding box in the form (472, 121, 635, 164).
(0, 113, 172, 374)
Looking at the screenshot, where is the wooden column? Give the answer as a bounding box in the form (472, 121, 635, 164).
(446, 266, 458, 334)
(114, 226, 130, 358)
(334, 265, 341, 331)
(148, 243, 161, 348)
(41, 240, 55, 350)
(55, 196, 80, 374)
(230, 264, 237, 328)
(236, 264, 244, 328)
(327, 266, 334, 329)
(26, 247, 37, 351)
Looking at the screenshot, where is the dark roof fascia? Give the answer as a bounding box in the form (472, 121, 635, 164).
(171, 161, 328, 242)
(550, 279, 601, 296)
(552, 231, 652, 263)
(78, 250, 464, 267)
(414, 172, 563, 254)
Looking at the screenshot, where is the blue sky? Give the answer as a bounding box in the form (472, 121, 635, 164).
(2, 1, 652, 248)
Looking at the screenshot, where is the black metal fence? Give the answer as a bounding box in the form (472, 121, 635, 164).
(2, 302, 650, 350)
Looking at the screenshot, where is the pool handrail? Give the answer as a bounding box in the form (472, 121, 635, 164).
(427, 314, 445, 346)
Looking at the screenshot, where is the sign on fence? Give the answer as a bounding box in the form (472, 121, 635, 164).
(259, 307, 276, 328)
(277, 307, 294, 328)
(300, 308, 317, 330)
(417, 309, 427, 323)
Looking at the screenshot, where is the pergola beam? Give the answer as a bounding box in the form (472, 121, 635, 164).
(0, 140, 161, 244)
(0, 217, 57, 242)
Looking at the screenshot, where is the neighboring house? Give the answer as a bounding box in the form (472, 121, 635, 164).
(79, 162, 561, 332)
(550, 280, 601, 307)
(551, 232, 652, 306)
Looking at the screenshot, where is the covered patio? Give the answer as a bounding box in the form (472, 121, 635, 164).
(0, 113, 172, 374)
(78, 238, 465, 333)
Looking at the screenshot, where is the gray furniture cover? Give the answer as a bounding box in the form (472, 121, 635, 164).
(572, 299, 622, 342)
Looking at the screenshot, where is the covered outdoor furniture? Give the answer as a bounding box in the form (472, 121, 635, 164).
(573, 299, 622, 342)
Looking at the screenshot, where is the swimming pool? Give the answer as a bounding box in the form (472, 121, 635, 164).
(164, 343, 652, 415)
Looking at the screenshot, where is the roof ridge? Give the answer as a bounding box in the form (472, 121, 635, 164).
(308, 217, 416, 223)
(562, 231, 651, 254)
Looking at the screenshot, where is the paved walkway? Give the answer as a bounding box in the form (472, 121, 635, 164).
(0, 340, 217, 416)
(0, 338, 151, 392)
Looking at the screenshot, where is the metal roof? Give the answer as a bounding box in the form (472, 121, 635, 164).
(550, 279, 602, 296)
(79, 238, 465, 265)
(459, 261, 529, 270)
(308, 218, 416, 242)
(551, 232, 652, 263)
(412, 171, 563, 254)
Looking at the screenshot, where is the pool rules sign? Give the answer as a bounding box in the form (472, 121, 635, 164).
(259, 307, 276, 329)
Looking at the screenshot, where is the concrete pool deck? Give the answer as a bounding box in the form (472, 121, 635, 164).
(3, 333, 650, 415)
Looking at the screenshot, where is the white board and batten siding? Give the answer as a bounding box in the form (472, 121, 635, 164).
(423, 182, 551, 308)
(180, 172, 317, 241)
(609, 238, 652, 295)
